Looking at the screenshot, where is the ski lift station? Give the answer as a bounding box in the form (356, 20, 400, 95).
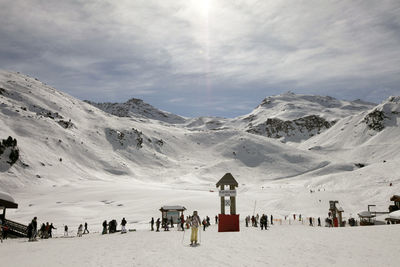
(159, 206, 186, 223)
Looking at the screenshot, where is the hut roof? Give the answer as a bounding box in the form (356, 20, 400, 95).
(390, 195, 400, 202)
(0, 191, 18, 209)
(358, 211, 375, 218)
(160, 206, 186, 211)
(216, 173, 238, 187)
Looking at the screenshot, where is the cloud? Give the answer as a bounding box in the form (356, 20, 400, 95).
(0, 0, 400, 117)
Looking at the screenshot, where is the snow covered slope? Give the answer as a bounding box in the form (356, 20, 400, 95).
(0, 70, 330, 189)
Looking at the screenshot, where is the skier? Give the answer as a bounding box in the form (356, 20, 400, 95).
(102, 220, 108, 234)
(202, 218, 207, 231)
(270, 215, 273, 225)
(121, 217, 127, 233)
(309, 217, 313, 226)
(170, 216, 174, 228)
(318, 217, 321, 227)
(189, 211, 201, 246)
(83, 222, 89, 234)
(77, 224, 83, 237)
(156, 218, 161, 232)
(245, 216, 249, 227)
(215, 215, 218, 224)
(64, 225, 68, 236)
(150, 217, 154, 231)
(206, 216, 210, 227)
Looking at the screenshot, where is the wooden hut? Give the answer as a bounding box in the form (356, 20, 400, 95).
(0, 191, 18, 221)
(159, 206, 186, 224)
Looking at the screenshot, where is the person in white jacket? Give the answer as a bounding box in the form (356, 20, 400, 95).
(190, 211, 201, 246)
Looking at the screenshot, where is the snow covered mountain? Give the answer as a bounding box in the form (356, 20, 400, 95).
(1, 70, 399, 231)
(228, 92, 376, 142)
(85, 98, 187, 124)
(87, 91, 375, 143)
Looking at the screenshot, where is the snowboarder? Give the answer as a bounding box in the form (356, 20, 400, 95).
(64, 225, 68, 236)
(77, 224, 83, 237)
(150, 217, 154, 231)
(156, 218, 161, 232)
(189, 211, 201, 246)
(121, 217, 127, 233)
(83, 222, 89, 234)
(102, 220, 108, 234)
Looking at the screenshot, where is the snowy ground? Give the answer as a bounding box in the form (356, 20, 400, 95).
(1, 222, 399, 267)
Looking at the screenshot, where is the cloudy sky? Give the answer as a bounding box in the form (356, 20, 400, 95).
(1, 0, 400, 117)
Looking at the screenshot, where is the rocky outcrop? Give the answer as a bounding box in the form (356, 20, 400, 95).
(363, 109, 387, 131)
(0, 136, 19, 169)
(247, 115, 335, 142)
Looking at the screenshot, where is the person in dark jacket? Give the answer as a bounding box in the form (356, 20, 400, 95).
(40, 223, 46, 239)
(156, 218, 161, 232)
(64, 225, 68, 236)
(270, 215, 273, 225)
(27, 223, 33, 241)
(260, 215, 266, 230)
(121, 218, 127, 233)
(180, 214, 185, 231)
(84, 222, 89, 234)
(102, 220, 108, 234)
(49, 223, 56, 238)
(32, 217, 38, 240)
(215, 215, 218, 224)
(150, 217, 154, 231)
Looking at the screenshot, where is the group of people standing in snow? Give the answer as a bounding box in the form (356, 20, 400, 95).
(148, 211, 209, 245)
(102, 218, 128, 235)
(245, 214, 273, 229)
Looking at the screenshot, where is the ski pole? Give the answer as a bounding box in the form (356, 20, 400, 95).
(181, 228, 186, 244)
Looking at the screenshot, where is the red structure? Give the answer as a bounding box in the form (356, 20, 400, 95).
(218, 214, 240, 232)
(216, 173, 240, 232)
